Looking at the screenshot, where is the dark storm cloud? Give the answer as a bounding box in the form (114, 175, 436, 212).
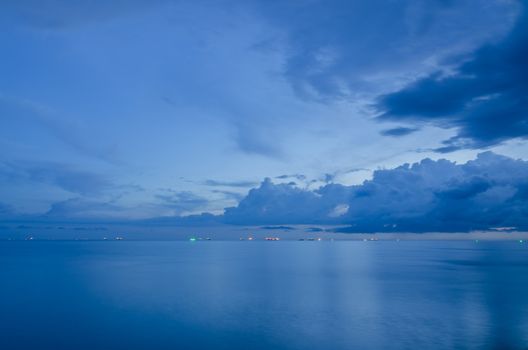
(378, 4, 528, 151)
(224, 152, 528, 232)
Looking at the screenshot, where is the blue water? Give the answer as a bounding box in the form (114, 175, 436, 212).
(1, 241, 527, 350)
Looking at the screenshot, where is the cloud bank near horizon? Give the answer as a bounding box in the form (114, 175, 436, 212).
(3, 152, 528, 233)
(222, 152, 528, 232)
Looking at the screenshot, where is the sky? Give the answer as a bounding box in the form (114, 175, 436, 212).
(1, 0, 527, 231)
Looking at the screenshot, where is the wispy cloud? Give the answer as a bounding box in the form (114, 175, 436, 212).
(210, 189, 246, 201)
(380, 127, 419, 137)
(0, 95, 119, 163)
(45, 198, 124, 218)
(250, 0, 516, 100)
(275, 174, 306, 181)
(155, 190, 209, 215)
(0, 161, 111, 195)
(204, 179, 259, 188)
(232, 121, 283, 158)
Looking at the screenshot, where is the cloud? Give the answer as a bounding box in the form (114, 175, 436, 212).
(378, 4, 528, 151)
(224, 152, 528, 231)
(155, 190, 209, 215)
(45, 198, 123, 218)
(204, 179, 259, 188)
(232, 121, 282, 157)
(318, 168, 370, 184)
(43, 190, 210, 220)
(210, 190, 245, 201)
(0, 95, 119, 163)
(0, 161, 111, 195)
(250, 0, 516, 100)
(4, 152, 528, 232)
(223, 178, 327, 225)
(380, 127, 419, 137)
(275, 174, 307, 181)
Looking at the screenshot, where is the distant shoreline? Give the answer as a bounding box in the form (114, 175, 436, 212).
(1, 223, 528, 241)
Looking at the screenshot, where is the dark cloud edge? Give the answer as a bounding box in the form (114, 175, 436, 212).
(376, 4, 528, 152)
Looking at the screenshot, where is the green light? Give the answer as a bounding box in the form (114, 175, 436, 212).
(520, 240, 524, 243)
(189, 237, 197, 242)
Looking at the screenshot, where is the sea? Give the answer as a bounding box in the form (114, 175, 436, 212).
(1, 240, 527, 350)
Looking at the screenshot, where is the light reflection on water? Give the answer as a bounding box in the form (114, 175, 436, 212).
(0, 241, 527, 350)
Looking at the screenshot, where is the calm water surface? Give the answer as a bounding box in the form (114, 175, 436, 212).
(1, 241, 527, 350)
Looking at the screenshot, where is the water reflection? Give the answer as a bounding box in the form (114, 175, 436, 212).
(0, 241, 527, 349)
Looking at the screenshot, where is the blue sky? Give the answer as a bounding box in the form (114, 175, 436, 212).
(1, 0, 527, 230)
